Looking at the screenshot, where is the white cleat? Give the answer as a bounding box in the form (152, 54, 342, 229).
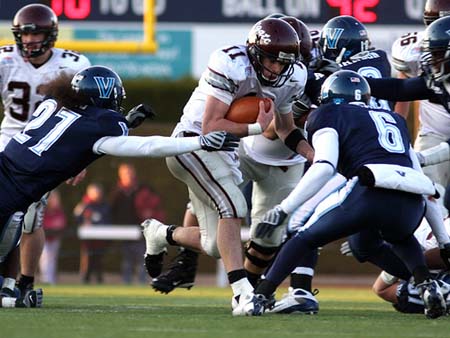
(141, 218, 169, 255)
(267, 287, 319, 314)
(231, 293, 266, 316)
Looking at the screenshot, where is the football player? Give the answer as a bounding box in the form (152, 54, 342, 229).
(251, 70, 448, 319)
(0, 65, 238, 308)
(369, 217, 450, 314)
(0, 4, 91, 296)
(270, 15, 395, 315)
(390, 0, 450, 214)
(141, 18, 313, 316)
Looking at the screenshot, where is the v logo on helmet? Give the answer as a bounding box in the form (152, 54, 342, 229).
(325, 28, 344, 50)
(93, 76, 116, 99)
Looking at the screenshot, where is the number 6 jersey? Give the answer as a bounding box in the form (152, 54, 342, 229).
(0, 45, 91, 148)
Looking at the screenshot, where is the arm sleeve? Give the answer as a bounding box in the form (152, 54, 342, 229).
(93, 135, 201, 157)
(366, 76, 433, 101)
(425, 197, 450, 247)
(280, 128, 338, 214)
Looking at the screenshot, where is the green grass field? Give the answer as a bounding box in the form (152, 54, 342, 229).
(2, 285, 449, 338)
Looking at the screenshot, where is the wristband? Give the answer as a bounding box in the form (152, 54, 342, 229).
(284, 128, 306, 152)
(248, 122, 263, 136)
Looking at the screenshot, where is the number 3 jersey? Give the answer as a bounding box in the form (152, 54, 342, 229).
(0, 45, 91, 148)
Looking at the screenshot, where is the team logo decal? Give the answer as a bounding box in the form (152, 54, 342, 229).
(93, 76, 116, 99)
(324, 28, 344, 49)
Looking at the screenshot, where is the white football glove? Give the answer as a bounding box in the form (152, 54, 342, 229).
(199, 131, 239, 152)
(255, 205, 287, 239)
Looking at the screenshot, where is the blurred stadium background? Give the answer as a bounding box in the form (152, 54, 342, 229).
(0, 0, 426, 286)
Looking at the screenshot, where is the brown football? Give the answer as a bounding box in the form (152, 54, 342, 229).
(225, 96, 272, 123)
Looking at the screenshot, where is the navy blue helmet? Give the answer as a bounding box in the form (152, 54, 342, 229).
(421, 16, 450, 84)
(71, 66, 126, 111)
(318, 15, 370, 63)
(320, 70, 371, 105)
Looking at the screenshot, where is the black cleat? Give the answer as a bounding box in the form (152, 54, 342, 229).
(151, 248, 198, 294)
(144, 251, 166, 278)
(15, 288, 43, 308)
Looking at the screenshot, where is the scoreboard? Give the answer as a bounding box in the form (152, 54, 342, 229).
(0, 0, 427, 25)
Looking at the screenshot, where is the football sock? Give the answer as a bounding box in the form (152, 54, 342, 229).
(290, 273, 312, 292)
(17, 274, 34, 293)
(246, 271, 260, 288)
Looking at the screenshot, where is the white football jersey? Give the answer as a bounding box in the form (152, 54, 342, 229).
(172, 44, 308, 166)
(391, 32, 450, 138)
(414, 217, 450, 251)
(0, 45, 91, 148)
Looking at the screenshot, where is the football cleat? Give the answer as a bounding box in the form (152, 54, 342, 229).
(151, 248, 198, 294)
(0, 287, 21, 298)
(232, 293, 267, 316)
(417, 279, 447, 319)
(15, 288, 43, 308)
(141, 218, 169, 256)
(144, 252, 166, 278)
(267, 287, 319, 314)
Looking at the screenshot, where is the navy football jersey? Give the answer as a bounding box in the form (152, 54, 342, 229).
(305, 49, 393, 109)
(340, 49, 393, 110)
(306, 103, 412, 178)
(0, 99, 128, 211)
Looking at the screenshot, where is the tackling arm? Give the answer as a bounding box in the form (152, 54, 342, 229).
(279, 128, 338, 214)
(366, 76, 433, 102)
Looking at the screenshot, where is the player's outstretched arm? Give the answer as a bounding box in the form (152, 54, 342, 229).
(416, 141, 450, 167)
(93, 131, 239, 157)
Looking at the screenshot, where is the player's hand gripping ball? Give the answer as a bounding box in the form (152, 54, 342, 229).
(225, 96, 272, 123)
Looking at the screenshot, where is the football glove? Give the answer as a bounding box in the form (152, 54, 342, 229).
(254, 205, 287, 239)
(199, 131, 239, 151)
(125, 103, 156, 129)
(314, 58, 341, 76)
(292, 93, 312, 119)
(439, 243, 450, 270)
(340, 241, 353, 257)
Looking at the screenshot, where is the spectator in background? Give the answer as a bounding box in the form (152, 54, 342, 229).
(74, 183, 111, 284)
(110, 163, 166, 284)
(38, 190, 66, 285)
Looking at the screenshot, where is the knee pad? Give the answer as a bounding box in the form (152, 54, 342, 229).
(244, 241, 278, 268)
(23, 193, 49, 234)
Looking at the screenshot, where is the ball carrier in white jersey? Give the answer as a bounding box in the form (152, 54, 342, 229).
(390, 0, 450, 213)
(0, 4, 90, 297)
(150, 16, 316, 296)
(141, 18, 312, 316)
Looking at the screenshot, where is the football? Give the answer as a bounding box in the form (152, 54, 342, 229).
(225, 96, 272, 123)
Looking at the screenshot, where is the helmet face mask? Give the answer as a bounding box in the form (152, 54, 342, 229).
(71, 66, 126, 112)
(320, 70, 371, 105)
(247, 18, 301, 87)
(318, 15, 370, 63)
(421, 16, 450, 84)
(11, 4, 58, 59)
(423, 0, 450, 26)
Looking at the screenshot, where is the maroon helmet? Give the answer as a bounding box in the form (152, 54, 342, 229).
(281, 16, 313, 65)
(11, 4, 58, 58)
(423, 0, 450, 26)
(247, 18, 301, 87)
